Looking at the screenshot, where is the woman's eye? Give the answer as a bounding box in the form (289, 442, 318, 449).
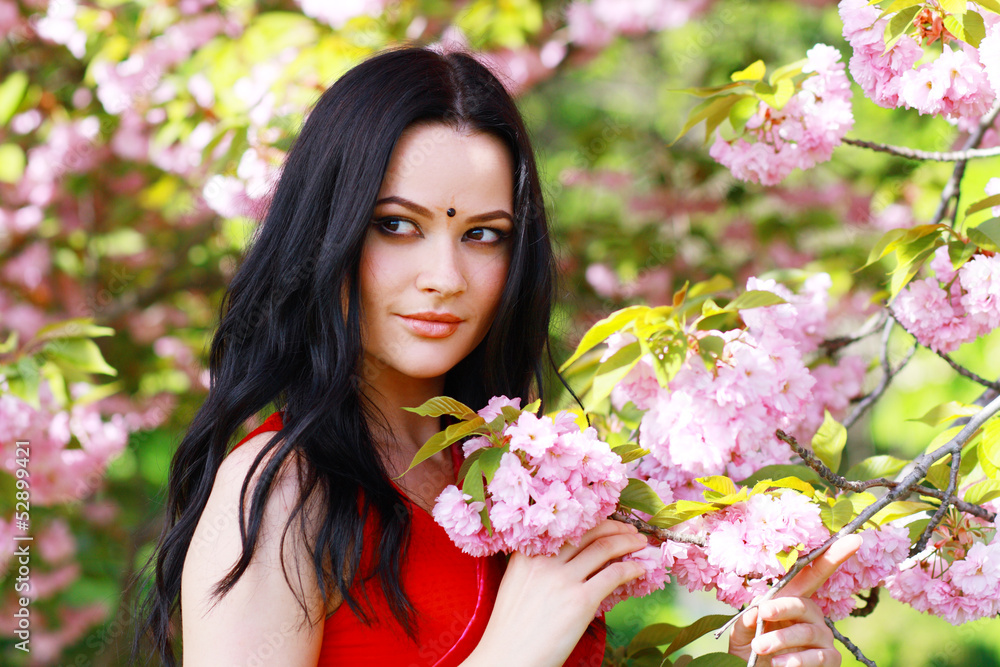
(375, 217, 419, 236)
(465, 227, 507, 243)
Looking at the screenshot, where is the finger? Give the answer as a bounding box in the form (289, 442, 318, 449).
(755, 597, 825, 626)
(558, 519, 638, 561)
(581, 557, 647, 605)
(782, 534, 862, 598)
(768, 648, 841, 667)
(751, 618, 833, 655)
(568, 531, 648, 577)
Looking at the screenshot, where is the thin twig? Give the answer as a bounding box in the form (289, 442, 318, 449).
(715, 394, 1000, 640)
(886, 307, 1000, 393)
(775, 430, 996, 522)
(929, 348, 1000, 392)
(826, 618, 877, 667)
(843, 319, 916, 430)
(850, 586, 880, 618)
(610, 511, 707, 547)
(841, 138, 1000, 162)
(929, 103, 1000, 227)
(912, 448, 962, 556)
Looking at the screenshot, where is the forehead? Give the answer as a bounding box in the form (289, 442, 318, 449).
(378, 123, 514, 209)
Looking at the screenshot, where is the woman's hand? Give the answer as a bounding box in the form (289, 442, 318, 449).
(728, 534, 863, 667)
(463, 519, 649, 667)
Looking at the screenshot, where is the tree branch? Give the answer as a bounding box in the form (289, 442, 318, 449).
(775, 430, 996, 522)
(841, 137, 1000, 162)
(843, 319, 915, 430)
(850, 586, 880, 618)
(610, 510, 707, 547)
(715, 393, 1000, 641)
(826, 618, 877, 667)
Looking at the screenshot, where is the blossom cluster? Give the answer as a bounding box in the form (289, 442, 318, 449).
(709, 44, 854, 185)
(432, 399, 628, 558)
(613, 273, 865, 499)
(886, 512, 1000, 624)
(893, 247, 1000, 353)
(668, 490, 911, 617)
(839, 0, 999, 118)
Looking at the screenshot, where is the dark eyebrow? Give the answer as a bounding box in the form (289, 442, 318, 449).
(375, 196, 513, 224)
(374, 196, 432, 218)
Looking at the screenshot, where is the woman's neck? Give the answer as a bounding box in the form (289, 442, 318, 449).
(359, 363, 448, 461)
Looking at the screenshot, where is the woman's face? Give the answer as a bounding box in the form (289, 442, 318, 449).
(358, 123, 514, 386)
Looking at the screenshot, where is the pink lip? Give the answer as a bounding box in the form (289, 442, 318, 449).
(397, 312, 464, 338)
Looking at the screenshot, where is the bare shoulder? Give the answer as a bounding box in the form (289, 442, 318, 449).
(180, 430, 333, 667)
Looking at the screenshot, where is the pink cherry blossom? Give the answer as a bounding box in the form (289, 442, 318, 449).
(478, 395, 521, 422)
(710, 44, 853, 185)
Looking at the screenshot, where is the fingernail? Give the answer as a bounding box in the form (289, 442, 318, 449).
(751, 638, 772, 654)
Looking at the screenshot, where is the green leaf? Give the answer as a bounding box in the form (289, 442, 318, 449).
(43, 339, 117, 376)
(477, 446, 506, 484)
(846, 455, 909, 480)
(754, 78, 795, 110)
(967, 218, 1000, 252)
(975, 0, 1000, 13)
(812, 411, 846, 473)
(560, 306, 648, 371)
(402, 396, 477, 420)
(725, 290, 786, 311)
(739, 464, 825, 487)
(943, 10, 986, 47)
(613, 443, 650, 464)
(749, 477, 816, 496)
(697, 476, 738, 497)
(872, 500, 934, 524)
(964, 479, 1000, 505)
(820, 497, 855, 531)
(940, 0, 970, 12)
(688, 275, 734, 298)
(662, 615, 733, 656)
(0, 72, 29, 126)
(911, 401, 981, 426)
(619, 478, 668, 515)
(728, 96, 760, 134)
(979, 417, 1000, 478)
(877, 0, 923, 19)
(462, 460, 491, 533)
(586, 341, 642, 410)
(926, 459, 951, 490)
(768, 59, 807, 84)
(731, 60, 766, 82)
(965, 194, 1000, 217)
(670, 81, 749, 98)
(908, 518, 930, 542)
(648, 500, 717, 528)
(34, 317, 114, 341)
(883, 5, 922, 52)
(627, 623, 682, 655)
(402, 417, 487, 475)
(524, 398, 541, 414)
(0, 331, 17, 354)
(672, 95, 745, 145)
(0, 144, 25, 184)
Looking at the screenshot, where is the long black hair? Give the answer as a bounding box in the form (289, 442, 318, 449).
(136, 46, 555, 664)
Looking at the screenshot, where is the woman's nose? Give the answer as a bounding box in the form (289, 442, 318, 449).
(415, 239, 468, 297)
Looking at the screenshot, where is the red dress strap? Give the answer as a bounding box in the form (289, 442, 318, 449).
(229, 411, 606, 666)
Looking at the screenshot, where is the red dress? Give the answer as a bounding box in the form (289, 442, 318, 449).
(234, 412, 606, 667)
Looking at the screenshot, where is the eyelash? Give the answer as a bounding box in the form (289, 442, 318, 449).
(372, 217, 511, 245)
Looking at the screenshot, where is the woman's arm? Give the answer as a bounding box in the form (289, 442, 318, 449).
(180, 432, 333, 666)
(461, 519, 649, 667)
(727, 535, 864, 667)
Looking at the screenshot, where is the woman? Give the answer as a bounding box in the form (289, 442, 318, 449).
(139, 46, 856, 666)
